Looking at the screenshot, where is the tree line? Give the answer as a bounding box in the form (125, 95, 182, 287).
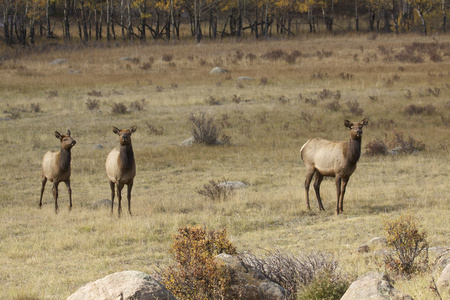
(1, 0, 448, 46)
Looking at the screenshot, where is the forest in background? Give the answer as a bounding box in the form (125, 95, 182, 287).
(1, 0, 449, 46)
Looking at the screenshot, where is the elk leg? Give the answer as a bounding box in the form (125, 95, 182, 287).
(335, 177, 342, 215)
(65, 180, 72, 211)
(117, 182, 125, 216)
(53, 182, 59, 213)
(127, 181, 133, 216)
(39, 177, 47, 208)
(109, 181, 115, 213)
(313, 172, 325, 211)
(339, 178, 349, 213)
(304, 168, 315, 210)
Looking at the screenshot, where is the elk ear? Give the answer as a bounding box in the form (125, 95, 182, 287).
(55, 131, 62, 140)
(130, 125, 137, 133)
(361, 118, 369, 126)
(344, 120, 352, 128)
(66, 130, 71, 136)
(112, 127, 120, 135)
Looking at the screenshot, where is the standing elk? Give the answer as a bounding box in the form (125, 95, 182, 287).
(300, 118, 368, 215)
(39, 130, 76, 212)
(106, 126, 137, 216)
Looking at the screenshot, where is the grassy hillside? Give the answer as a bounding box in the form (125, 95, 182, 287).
(0, 34, 449, 299)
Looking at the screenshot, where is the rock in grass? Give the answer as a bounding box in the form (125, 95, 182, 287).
(217, 181, 248, 190)
(210, 67, 228, 74)
(437, 263, 450, 293)
(341, 272, 413, 300)
(67, 270, 176, 300)
(49, 58, 67, 65)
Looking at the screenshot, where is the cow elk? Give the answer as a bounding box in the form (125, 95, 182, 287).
(39, 130, 76, 212)
(106, 126, 137, 216)
(300, 118, 368, 215)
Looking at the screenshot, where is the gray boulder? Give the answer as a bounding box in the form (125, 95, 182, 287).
(358, 237, 388, 253)
(67, 270, 176, 300)
(50, 58, 67, 65)
(341, 272, 413, 300)
(437, 263, 450, 293)
(210, 67, 228, 74)
(218, 181, 248, 190)
(216, 253, 289, 300)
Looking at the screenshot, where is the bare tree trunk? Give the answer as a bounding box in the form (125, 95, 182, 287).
(355, 0, 359, 31)
(442, 0, 447, 32)
(3, 0, 12, 44)
(64, 0, 70, 39)
(120, 0, 125, 42)
(46, 0, 52, 37)
(106, 0, 111, 40)
(127, 0, 133, 42)
(264, 1, 269, 38)
(415, 9, 427, 35)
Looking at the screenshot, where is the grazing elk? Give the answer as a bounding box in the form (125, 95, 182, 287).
(39, 130, 76, 212)
(300, 118, 368, 215)
(106, 126, 137, 216)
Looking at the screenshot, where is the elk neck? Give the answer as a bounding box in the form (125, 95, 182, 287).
(58, 148, 72, 171)
(346, 137, 362, 165)
(119, 143, 135, 169)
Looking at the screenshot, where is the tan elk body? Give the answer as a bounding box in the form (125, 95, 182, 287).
(106, 126, 137, 215)
(300, 119, 368, 214)
(39, 130, 76, 212)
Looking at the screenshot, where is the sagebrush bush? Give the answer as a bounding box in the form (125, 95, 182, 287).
(161, 226, 237, 300)
(404, 104, 436, 116)
(240, 251, 346, 297)
(190, 113, 220, 145)
(298, 271, 349, 300)
(85, 98, 100, 111)
(383, 214, 429, 276)
(196, 179, 233, 201)
(111, 102, 127, 114)
(388, 129, 425, 153)
(365, 138, 388, 156)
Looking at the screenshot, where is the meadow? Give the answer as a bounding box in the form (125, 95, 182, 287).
(0, 33, 449, 299)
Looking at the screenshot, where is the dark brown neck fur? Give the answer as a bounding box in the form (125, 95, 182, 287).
(119, 144, 135, 169)
(347, 138, 362, 165)
(58, 148, 72, 171)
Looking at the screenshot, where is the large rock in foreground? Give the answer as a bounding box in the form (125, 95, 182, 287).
(341, 272, 413, 300)
(437, 263, 450, 293)
(67, 270, 177, 300)
(216, 253, 289, 300)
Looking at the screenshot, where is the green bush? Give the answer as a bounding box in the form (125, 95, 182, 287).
(298, 271, 349, 300)
(161, 226, 237, 300)
(383, 213, 429, 275)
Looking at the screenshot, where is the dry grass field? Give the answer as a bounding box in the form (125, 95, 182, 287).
(0, 34, 449, 299)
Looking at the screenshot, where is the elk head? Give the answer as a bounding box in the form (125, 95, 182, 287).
(113, 125, 137, 146)
(345, 118, 368, 140)
(55, 130, 76, 150)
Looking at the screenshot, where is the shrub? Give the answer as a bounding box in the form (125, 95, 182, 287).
(196, 179, 234, 201)
(388, 129, 425, 154)
(87, 90, 102, 97)
(86, 98, 100, 111)
(161, 226, 237, 300)
(30, 103, 41, 113)
(365, 138, 388, 156)
(130, 99, 145, 111)
(45, 90, 58, 98)
(190, 113, 220, 145)
(346, 100, 364, 116)
(325, 100, 341, 112)
(240, 251, 346, 298)
(298, 271, 349, 300)
(404, 104, 436, 116)
(111, 102, 127, 114)
(162, 54, 173, 62)
(205, 96, 221, 106)
(146, 123, 164, 135)
(260, 77, 268, 86)
(383, 213, 429, 276)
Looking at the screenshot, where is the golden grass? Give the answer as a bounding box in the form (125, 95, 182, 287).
(0, 34, 449, 299)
